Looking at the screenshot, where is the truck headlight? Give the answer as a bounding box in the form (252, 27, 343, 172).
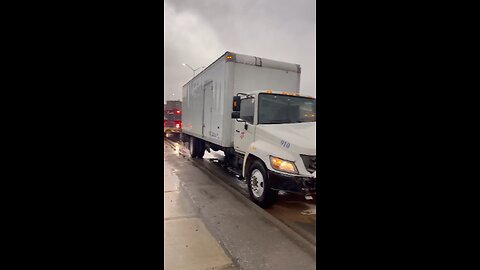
(270, 156, 298, 174)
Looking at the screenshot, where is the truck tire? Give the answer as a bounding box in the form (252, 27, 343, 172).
(197, 139, 205, 158)
(247, 160, 278, 208)
(180, 133, 187, 142)
(189, 136, 205, 158)
(189, 136, 199, 158)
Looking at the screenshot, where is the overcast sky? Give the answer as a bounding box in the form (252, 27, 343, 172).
(164, 0, 316, 103)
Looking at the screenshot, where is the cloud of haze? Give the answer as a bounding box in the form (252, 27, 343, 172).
(164, 0, 316, 103)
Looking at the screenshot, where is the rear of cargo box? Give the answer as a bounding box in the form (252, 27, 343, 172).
(182, 54, 228, 147)
(182, 51, 301, 148)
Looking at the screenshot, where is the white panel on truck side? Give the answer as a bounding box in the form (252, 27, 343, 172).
(184, 78, 205, 137)
(182, 56, 226, 147)
(203, 81, 213, 138)
(220, 59, 237, 147)
(233, 64, 300, 94)
(209, 60, 226, 146)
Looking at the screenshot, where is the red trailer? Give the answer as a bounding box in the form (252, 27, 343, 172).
(164, 101, 182, 138)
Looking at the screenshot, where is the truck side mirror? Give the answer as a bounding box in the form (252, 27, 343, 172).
(231, 111, 240, 119)
(232, 96, 241, 111)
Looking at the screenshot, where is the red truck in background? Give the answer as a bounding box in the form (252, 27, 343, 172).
(164, 100, 182, 138)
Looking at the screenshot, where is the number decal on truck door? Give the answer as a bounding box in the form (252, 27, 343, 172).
(280, 140, 290, 148)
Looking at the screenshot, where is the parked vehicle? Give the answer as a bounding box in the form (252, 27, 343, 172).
(181, 51, 316, 207)
(164, 100, 182, 138)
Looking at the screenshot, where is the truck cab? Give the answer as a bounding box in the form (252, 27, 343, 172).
(230, 90, 316, 207)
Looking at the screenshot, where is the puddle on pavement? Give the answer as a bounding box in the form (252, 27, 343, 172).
(301, 209, 316, 215)
(266, 193, 316, 224)
(294, 221, 317, 236)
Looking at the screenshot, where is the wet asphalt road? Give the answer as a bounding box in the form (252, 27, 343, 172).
(164, 135, 316, 246)
(164, 139, 315, 270)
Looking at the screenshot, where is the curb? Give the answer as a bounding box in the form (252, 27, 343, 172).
(177, 171, 241, 270)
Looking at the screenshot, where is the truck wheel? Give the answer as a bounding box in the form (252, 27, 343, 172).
(189, 136, 199, 158)
(196, 139, 205, 158)
(180, 133, 187, 142)
(247, 160, 278, 208)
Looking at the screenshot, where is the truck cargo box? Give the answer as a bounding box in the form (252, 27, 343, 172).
(182, 51, 301, 148)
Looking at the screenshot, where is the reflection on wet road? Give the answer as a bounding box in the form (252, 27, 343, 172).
(265, 193, 316, 245)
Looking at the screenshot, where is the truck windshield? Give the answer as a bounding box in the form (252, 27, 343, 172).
(258, 94, 316, 124)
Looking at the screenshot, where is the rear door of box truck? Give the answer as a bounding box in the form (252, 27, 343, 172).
(182, 56, 227, 147)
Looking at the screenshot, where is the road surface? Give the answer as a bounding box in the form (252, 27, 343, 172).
(164, 139, 316, 269)
(165, 136, 317, 247)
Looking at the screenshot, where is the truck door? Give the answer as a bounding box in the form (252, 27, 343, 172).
(234, 97, 255, 153)
(202, 81, 213, 138)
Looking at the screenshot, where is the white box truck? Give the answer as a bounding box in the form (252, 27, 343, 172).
(181, 51, 316, 207)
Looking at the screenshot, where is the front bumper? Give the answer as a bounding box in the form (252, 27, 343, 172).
(268, 170, 316, 195)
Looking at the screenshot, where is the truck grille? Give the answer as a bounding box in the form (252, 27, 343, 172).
(300, 155, 316, 173)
